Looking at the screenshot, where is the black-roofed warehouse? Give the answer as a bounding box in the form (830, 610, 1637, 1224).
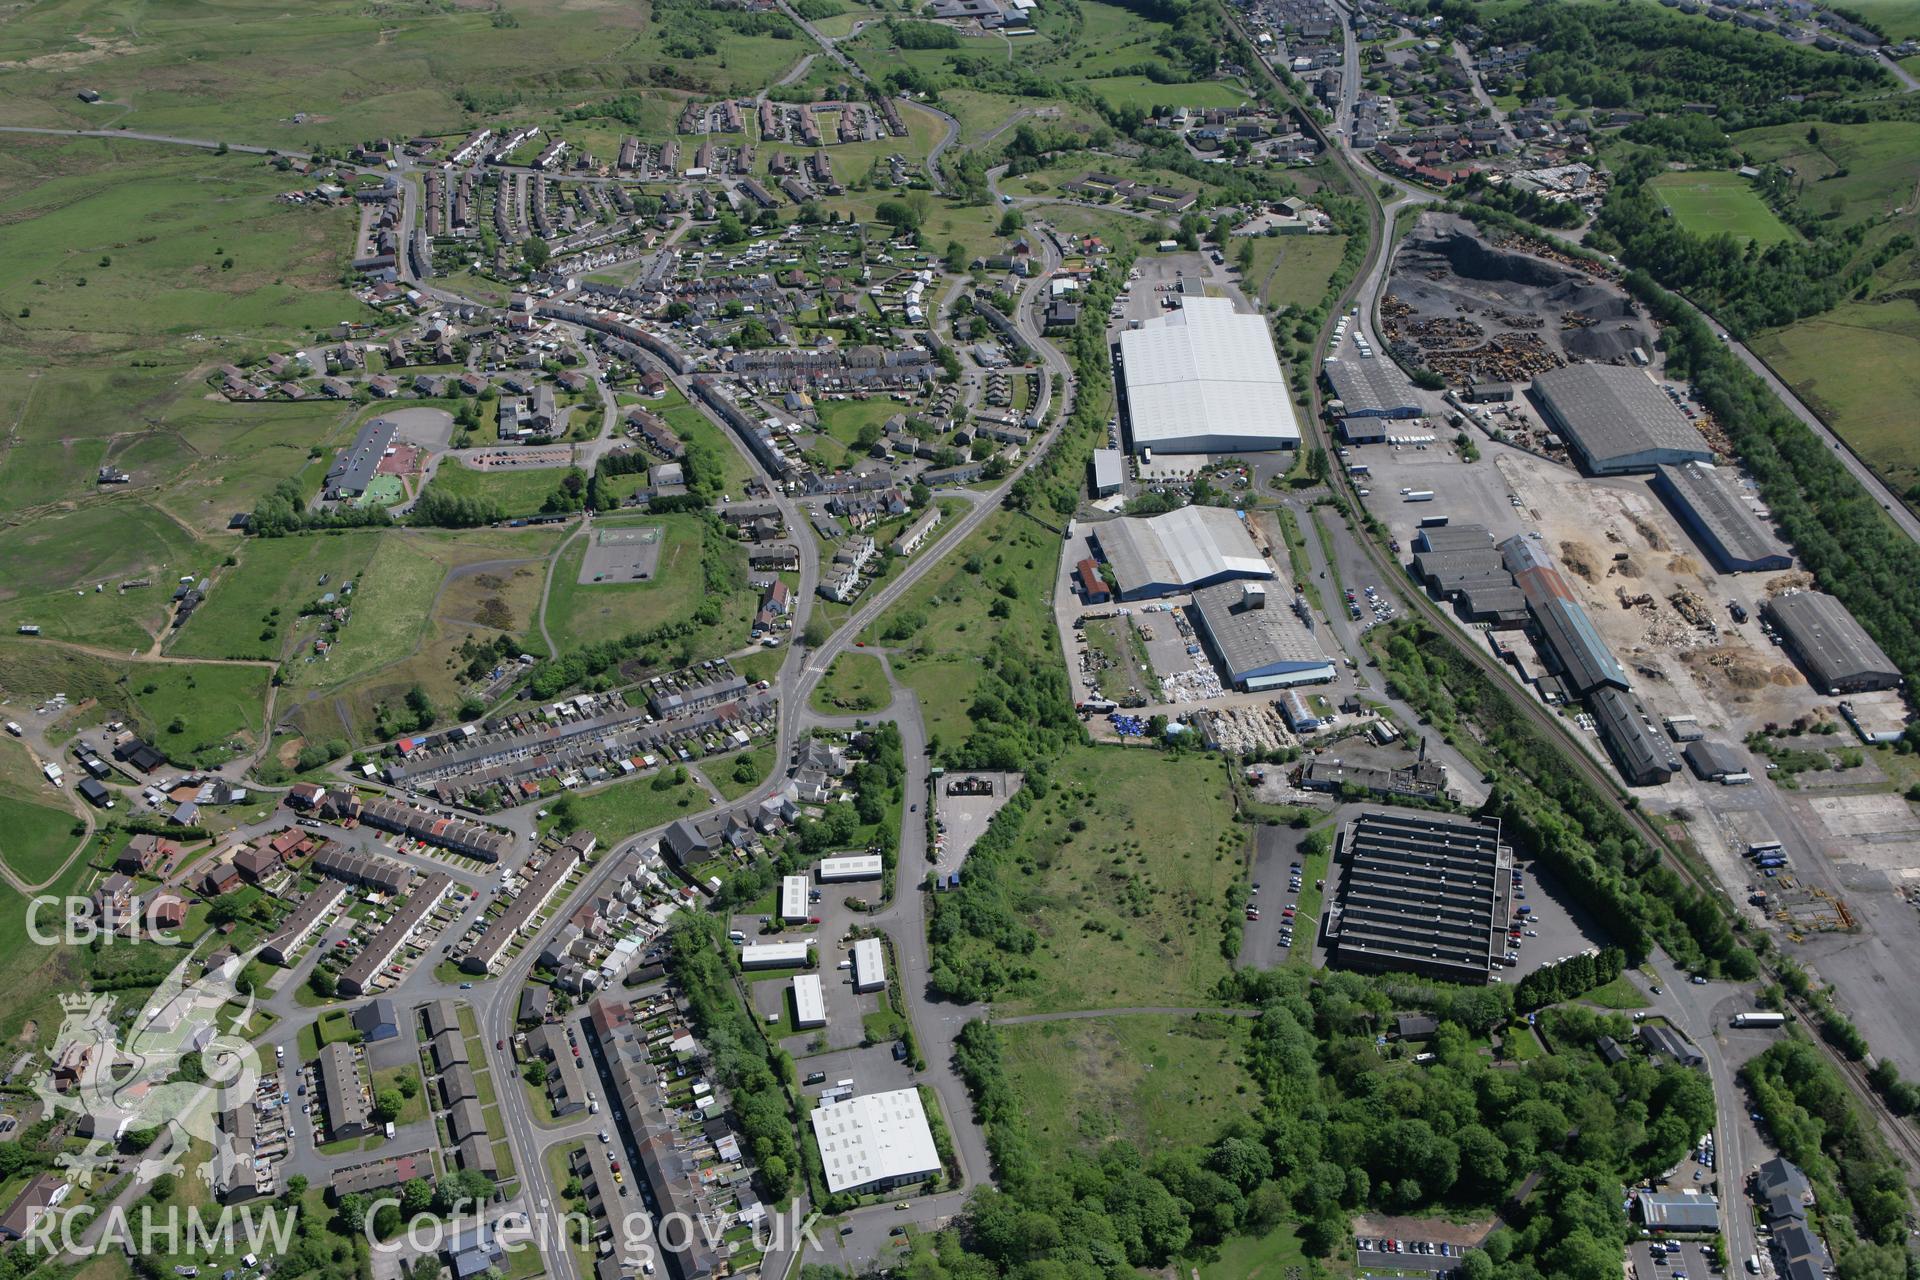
(1326, 809, 1512, 985)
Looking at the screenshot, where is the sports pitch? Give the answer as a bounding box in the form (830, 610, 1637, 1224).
(1648, 171, 1797, 247)
(577, 525, 664, 585)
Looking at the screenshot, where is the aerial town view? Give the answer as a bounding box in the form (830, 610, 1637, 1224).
(4, 0, 1920, 1277)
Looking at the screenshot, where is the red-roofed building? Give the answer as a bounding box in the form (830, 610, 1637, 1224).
(1076, 558, 1110, 604)
(287, 782, 326, 810)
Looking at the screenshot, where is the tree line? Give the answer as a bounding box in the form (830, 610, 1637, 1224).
(1379, 622, 1757, 979)
(935, 965, 1718, 1280)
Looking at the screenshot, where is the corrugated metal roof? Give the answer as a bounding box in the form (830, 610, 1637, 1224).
(1120, 297, 1300, 451)
(1654, 461, 1791, 572)
(1763, 591, 1899, 691)
(1096, 507, 1272, 596)
(1531, 363, 1710, 471)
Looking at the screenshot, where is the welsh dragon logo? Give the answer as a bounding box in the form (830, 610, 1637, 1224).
(33, 948, 265, 1192)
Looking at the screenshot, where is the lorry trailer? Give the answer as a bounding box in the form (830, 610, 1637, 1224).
(1404, 490, 1435, 502)
(1731, 1011, 1786, 1029)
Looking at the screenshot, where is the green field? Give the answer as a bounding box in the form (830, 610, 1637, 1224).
(1752, 295, 1920, 493)
(1836, 0, 1920, 37)
(1734, 120, 1920, 227)
(996, 747, 1242, 1014)
(0, 0, 801, 144)
(1079, 74, 1256, 111)
(1198, 1225, 1315, 1280)
(0, 501, 211, 651)
(709, 745, 776, 801)
(127, 662, 274, 765)
(861, 511, 1059, 748)
(1648, 170, 1796, 247)
(420, 459, 579, 518)
(543, 774, 710, 843)
(171, 532, 384, 661)
(660, 401, 757, 500)
(0, 792, 81, 886)
(544, 514, 751, 653)
(815, 397, 911, 452)
(810, 651, 892, 714)
(0, 640, 269, 766)
(1244, 233, 1352, 314)
(1000, 1013, 1258, 1170)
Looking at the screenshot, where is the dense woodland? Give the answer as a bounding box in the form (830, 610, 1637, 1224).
(1475, 4, 1886, 120)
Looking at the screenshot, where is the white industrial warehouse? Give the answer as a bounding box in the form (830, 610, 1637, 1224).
(811, 1088, 942, 1196)
(852, 936, 887, 992)
(1090, 506, 1273, 600)
(792, 973, 826, 1029)
(780, 874, 809, 923)
(1119, 296, 1301, 455)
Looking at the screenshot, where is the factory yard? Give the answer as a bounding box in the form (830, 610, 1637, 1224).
(1382, 213, 1657, 385)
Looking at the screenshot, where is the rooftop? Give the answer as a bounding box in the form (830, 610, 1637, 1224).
(1094, 507, 1271, 598)
(1762, 591, 1900, 691)
(1323, 356, 1422, 415)
(1530, 363, 1710, 472)
(1653, 461, 1791, 573)
(1119, 297, 1300, 452)
(810, 1088, 942, 1196)
(1189, 581, 1331, 685)
(1328, 809, 1509, 984)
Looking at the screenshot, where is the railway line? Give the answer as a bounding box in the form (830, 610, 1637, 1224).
(1217, 0, 1920, 1191)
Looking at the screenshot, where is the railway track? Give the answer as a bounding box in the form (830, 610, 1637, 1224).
(1218, 0, 1920, 1187)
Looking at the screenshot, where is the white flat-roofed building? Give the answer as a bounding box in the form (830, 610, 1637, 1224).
(780, 875, 810, 922)
(792, 973, 826, 1028)
(1120, 296, 1300, 454)
(818, 854, 883, 882)
(852, 937, 887, 992)
(740, 941, 813, 969)
(810, 1088, 942, 1196)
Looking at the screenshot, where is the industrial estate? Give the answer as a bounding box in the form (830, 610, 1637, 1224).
(4, 0, 1920, 1279)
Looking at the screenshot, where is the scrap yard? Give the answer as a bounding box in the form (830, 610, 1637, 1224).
(1381, 213, 1658, 390)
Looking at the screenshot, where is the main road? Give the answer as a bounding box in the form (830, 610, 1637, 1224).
(372, 185, 1087, 1279)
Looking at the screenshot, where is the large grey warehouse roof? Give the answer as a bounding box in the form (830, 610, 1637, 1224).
(1762, 591, 1901, 692)
(1118, 297, 1300, 453)
(1412, 548, 1507, 592)
(1534, 596, 1628, 695)
(1653, 462, 1792, 574)
(1328, 809, 1510, 985)
(1190, 582, 1333, 688)
(1590, 687, 1678, 786)
(1530, 363, 1712, 473)
(1323, 356, 1422, 417)
(1093, 507, 1272, 599)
